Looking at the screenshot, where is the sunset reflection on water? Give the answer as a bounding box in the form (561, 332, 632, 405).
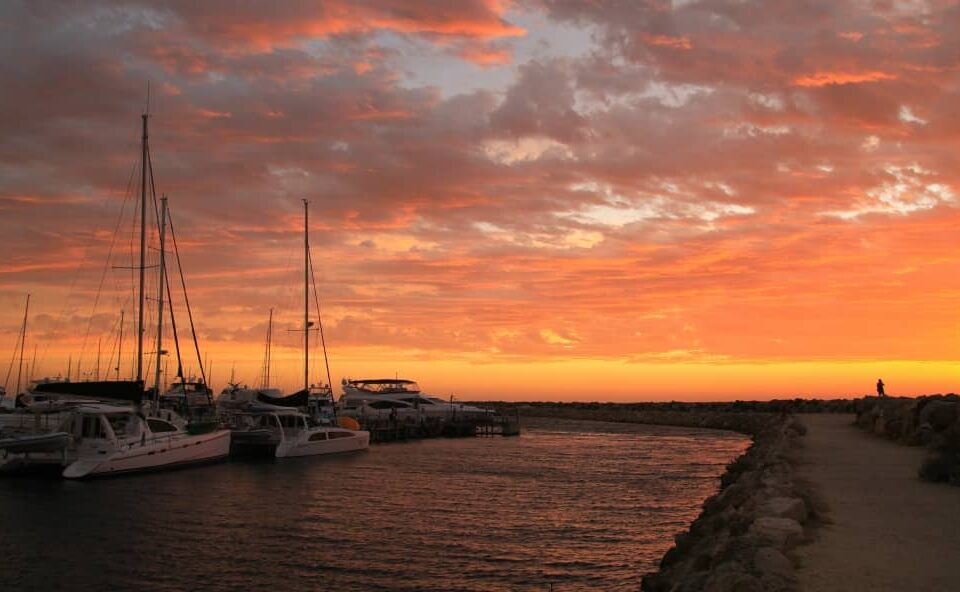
(0, 417, 747, 591)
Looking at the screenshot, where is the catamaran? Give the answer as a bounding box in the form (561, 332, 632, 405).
(220, 200, 368, 457)
(0, 110, 230, 477)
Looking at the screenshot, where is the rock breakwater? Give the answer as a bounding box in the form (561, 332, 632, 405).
(855, 395, 960, 485)
(641, 416, 811, 592)
(503, 402, 825, 592)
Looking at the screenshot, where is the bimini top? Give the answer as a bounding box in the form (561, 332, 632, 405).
(33, 380, 144, 405)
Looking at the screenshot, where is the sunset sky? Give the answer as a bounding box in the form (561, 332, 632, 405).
(2, 1, 960, 400)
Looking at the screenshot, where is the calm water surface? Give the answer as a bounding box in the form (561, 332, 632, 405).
(0, 417, 747, 591)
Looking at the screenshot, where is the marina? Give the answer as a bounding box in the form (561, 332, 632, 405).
(9, 2, 959, 589)
(0, 112, 521, 478)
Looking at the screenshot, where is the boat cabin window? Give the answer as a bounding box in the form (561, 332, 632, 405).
(81, 415, 107, 439)
(278, 415, 303, 429)
(368, 400, 408, 410)
(105, 413, 133, 436)
(308, 432, 328, 441)
(147, 418, 179, 433)
(354, 380, 421, 394)
(401, 397, 432, 406)
(328, 431, 354, 439)
(106, 413, 145, 438)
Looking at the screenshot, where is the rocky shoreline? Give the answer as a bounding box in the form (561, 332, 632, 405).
(508, 402, 832, 592)
(855, 394, 960, 485)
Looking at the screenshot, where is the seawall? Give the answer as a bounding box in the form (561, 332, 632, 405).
(506, 402, 830, 592)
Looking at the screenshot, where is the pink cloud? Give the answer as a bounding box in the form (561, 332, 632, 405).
(2, 1, 960, 398)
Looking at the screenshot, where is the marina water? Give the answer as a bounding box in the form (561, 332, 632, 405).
(0, 417, 747, 591)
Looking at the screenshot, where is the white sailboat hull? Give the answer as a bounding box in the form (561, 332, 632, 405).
(0, 431, 70, 454)
(275, 429, 369, 458)
(63, 429, 231, 479)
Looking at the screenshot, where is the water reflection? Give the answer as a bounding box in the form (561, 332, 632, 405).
(0, 417, 747, 591)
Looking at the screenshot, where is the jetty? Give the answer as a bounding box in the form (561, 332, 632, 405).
(513, 399, 960, 591)
(357, 409, 521, 443)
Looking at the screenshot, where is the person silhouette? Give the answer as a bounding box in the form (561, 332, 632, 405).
(876, 379, 886, 397)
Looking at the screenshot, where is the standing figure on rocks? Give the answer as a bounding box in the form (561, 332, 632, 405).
(877, 378, 886, 397)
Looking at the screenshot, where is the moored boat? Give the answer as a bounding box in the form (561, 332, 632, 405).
(220, 201, 367, 457)
(340, 378, 493, 421)
(226, 403, 368, 458)
(0, 431, 70, 454)
(1, 403, 229, 478)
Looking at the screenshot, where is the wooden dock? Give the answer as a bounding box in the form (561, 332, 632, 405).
(358, 411, 521, 444)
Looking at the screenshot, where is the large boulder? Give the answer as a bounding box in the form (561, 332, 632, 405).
(758, 497, 807, 523)
(751, 546, 794, 581)
(748, 517, 804, 548)
(920, 400, 958, 431)
(703, 562, 762, 592)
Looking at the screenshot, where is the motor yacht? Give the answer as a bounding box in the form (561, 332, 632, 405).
(339, 378, 493, 420)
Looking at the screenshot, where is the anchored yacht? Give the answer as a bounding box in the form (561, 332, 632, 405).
(226, 404, 368, 457)
(219, 201, 367, 456)
(339, 378, 493, 420)
(0, 403, 230, 478)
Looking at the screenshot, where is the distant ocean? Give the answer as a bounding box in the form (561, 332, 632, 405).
(0, 416, 748, 591)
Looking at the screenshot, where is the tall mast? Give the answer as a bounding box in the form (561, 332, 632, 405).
(15, 294, 29, 395)
(153, 196, 168, 398)
(116, 310, 124, 381)
(136, 113, 148, 384)
(303, 199, 310, 392)
(266, 308, 273, 389)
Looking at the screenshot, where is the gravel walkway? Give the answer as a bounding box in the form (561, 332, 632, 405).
(796, 413, 960, 592)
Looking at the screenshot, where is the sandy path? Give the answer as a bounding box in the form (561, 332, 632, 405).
(796, 414, 960, 592)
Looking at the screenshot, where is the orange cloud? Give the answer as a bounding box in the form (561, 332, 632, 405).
(4, 0, 960, 400)
(643, 34, 693, 50)
(792, 70, 898, 87)
(179, 1, 525, 55)
(458, 45, 513, 66)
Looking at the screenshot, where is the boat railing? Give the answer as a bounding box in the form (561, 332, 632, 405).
(0, 411, 65, 434)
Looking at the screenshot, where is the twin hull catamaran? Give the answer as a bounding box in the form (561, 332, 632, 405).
(1, 111, 231, 478)
(218, 200, 369, 458)
(1, 403, 229, 478)
(227, 404, 368, 457)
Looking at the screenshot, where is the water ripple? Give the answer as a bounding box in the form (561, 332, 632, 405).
(0, 416, 747, 591)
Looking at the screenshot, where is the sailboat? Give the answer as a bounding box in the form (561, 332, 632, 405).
(221, 200, 369, 457)
(0, 110, 231, 478)
(215, 309, 285, 408)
